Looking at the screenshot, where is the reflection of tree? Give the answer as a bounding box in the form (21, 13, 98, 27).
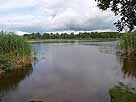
(0, 65, 33, 97)
(0, 96, 1, 102)
(122, 59, 136, 79)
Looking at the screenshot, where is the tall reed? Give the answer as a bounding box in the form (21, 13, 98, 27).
(0, 33, 32, 71)
(120, 32, 136, 57)
(0, 34, 31, 56)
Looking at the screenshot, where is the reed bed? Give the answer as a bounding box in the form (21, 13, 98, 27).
(120, 32, 136, 58)
(0, 33, 32, 72)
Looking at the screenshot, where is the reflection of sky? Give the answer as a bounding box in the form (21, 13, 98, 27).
(32, 43, 49, 60)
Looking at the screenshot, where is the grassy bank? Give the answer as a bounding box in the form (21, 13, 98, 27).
(0, 34, 32, 73)
(109, 83, 136, 102)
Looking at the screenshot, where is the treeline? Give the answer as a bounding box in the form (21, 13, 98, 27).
(24, 32, 123, 40)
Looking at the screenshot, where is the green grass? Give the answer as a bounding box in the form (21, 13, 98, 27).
(109, 83, 136, 102)
(0, 33, 32, 72)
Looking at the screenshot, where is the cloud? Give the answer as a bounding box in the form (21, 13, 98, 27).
(0, 0, 37, 9)
(0, 0, 117, 32)
(15, 31, 30, 36)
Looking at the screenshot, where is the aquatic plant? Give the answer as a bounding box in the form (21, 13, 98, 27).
(0, 55, 14, 72)
(0, 33, 32, 72)
(109, 83, 136, 102)
(0, 34, 31, 56)
(120, 32, 136, 58)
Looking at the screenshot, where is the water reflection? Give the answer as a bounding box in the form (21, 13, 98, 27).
(121, 59, 136, 79)
(80, 41, 117, 55)
(0, 42, 136, 102)
(97, 42, 136, 79)
(0, 65, 33, 96)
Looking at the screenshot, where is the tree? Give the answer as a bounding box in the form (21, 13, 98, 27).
(95, 0, 136, 32)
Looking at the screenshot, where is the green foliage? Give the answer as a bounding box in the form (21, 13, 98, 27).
(24, 32, 122, 40)
(24, 32, 41, 40)
(0, 55, 14, 71)
(109, 83, 136, 102)
(120, 32, 136, 57)
(0, 34, 31, 57)
(95, 0, 136, 32)
(0, 33, 32, 72)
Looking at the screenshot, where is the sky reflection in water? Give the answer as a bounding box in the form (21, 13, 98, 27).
(0, 42, 136, 102)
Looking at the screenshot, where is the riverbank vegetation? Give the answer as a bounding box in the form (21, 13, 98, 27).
(109, 83, 136, 102)
(0, 33, 32, 74)
(120, 32, 136, 58)
(24, 32, 122, 40)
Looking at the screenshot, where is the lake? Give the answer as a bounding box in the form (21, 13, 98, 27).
(0, 41, 136, 102)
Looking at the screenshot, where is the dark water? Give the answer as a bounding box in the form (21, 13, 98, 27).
(0, 42, 136, 102)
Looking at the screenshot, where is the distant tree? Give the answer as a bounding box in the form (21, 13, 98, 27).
(70, 32, 75, 39)
(95, 0, 136, 32)
(34, 32, 41, 39)
(56, 33, 60, 39)
(42, 33, 50, 39)
(23, 32, 121, 39)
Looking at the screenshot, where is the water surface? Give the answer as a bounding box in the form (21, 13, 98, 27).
(0, 41, 136, 102)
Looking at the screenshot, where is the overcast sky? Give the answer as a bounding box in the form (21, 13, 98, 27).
(0, 0, 117, 33)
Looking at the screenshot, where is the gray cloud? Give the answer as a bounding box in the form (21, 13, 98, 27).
(0, 0, 117, 32)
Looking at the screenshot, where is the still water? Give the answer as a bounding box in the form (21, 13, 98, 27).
(0, 42, 136, 102)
